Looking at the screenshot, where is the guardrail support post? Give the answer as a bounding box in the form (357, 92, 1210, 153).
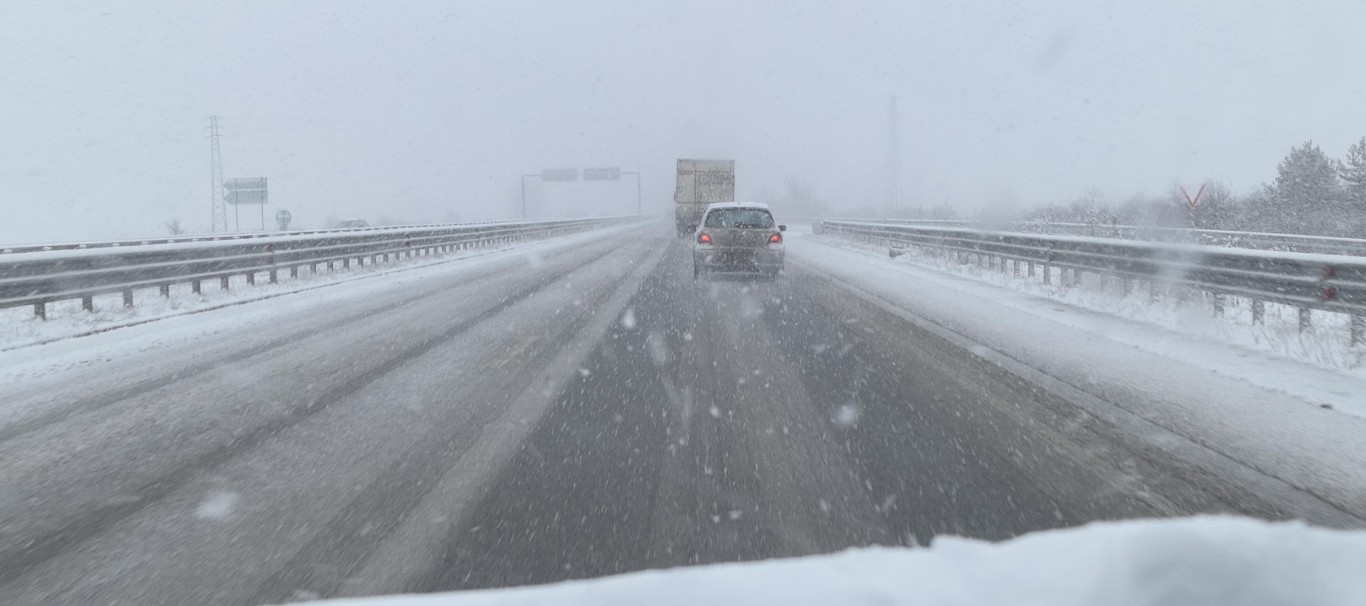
(1212, 293, 1224, 315)
(221, 275, 230, 291)
(1251, 300, 1264, 324)
(1042, 264, 1051, 285)
(1122, 278, 1132, 296)
(1298, 308, 1312, 332)
(34, 302, 46, 320)
(290, 266, 298, 279)
(1352, 315, 1364, 346)
(122, 289, 133, 308)
(1027, 261, 1035, 277)
(160, 284, 170, 297)
(269, 269, 278, 284)
(192, 279, 202, 295)
(246, 272, 256, 286)
(82, 295, 93, 312)
(342, 259, 350, 269)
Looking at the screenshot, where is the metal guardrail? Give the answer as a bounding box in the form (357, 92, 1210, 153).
(3, 217, 634, 319)
(1010, 222, 1366, 257)
(818, 220, 1366, 344)
(0, 219, 555, 255)
(794, 217, 1366, 257)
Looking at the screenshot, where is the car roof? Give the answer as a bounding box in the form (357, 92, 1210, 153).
(704, 202, 770, 210)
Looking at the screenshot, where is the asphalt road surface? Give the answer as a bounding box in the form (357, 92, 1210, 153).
(0, 224, 1341, 604)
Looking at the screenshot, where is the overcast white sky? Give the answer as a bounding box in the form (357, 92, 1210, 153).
(3, 1, 1365, 242)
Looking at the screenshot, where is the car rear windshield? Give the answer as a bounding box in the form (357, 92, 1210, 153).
(704, 208, 774, 229)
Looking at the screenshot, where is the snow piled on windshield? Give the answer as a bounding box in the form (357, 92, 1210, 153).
(312, 516, 1365, 606)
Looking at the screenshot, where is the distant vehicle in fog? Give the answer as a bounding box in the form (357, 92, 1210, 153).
(334, 219, 370, 229)
(675, 159, 735, 236)
(692, 202, 785, 280)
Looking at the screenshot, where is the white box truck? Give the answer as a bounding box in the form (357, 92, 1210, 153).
(675, 159, 735, 236)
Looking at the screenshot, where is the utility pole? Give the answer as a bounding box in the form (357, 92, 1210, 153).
(887, 96, 901, 215)
(520, 174, 537, 219)
(622, 171, 642, 214)
(209, 116, 228, 232)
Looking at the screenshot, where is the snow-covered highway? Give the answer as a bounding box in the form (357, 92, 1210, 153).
(0, 222, 1363, 605)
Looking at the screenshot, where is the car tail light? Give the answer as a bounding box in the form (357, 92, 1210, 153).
(697, 233, 712, 244)
(769, 233, 782, 244)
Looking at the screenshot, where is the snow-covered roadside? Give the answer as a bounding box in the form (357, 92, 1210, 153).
(0, 223, 647, 394)
(802, 232, 1366, 407)
(830, 230, 1365, 373)
(0, 222, 646, 351)
(787, 233, 1366, 523)
(311, 517, 1366, 606)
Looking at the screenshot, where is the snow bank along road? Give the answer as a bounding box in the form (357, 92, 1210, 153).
(0, 222, 1362, 604)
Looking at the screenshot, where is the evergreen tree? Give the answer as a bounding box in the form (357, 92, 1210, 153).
(1267, 141, 1344, 235)
(1340, 137, 1366, 235)
(1342, 137, 1366, 195)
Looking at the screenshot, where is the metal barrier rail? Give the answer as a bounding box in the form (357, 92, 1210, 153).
(2, 217, 634, 319)
(0, 218, 554, 255)
(1010, 222, 1366, 257)
(796, 217, 1366, 257)
(818, 220, 1366, 344)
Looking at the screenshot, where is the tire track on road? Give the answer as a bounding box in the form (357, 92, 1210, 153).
(245, 241, 657, 604)
(0, 242, 631, 589)
(0, 256, 533, 446)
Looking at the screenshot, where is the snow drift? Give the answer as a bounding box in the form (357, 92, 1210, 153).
(314, 516, 1366, 606)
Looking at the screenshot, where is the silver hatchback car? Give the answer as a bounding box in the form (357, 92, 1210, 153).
(692, 203, 786, 279)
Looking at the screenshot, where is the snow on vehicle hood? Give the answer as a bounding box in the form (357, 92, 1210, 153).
(311, 516, 1366, 606)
